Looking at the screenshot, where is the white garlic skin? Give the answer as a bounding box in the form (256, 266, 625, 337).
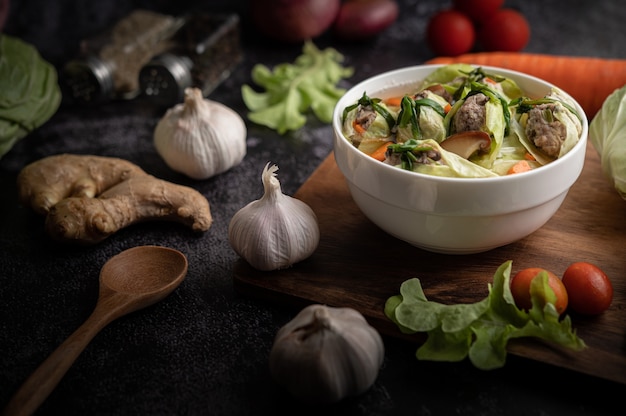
(154, 87, 247, 180)
(228, 163, 320, 271)
(269, 304, 385, 404)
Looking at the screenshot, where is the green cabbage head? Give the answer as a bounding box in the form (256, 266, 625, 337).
(0, 35, 61, 159)
(589, 84, 626, 200)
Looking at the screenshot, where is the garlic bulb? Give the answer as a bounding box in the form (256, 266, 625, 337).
(269, 304, 385, 404)
(154, 87, 247, 179)
(228, 163, 319, 271)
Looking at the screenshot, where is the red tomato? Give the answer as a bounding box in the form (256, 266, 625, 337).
(510, 267, 568, 315)
(453, 0, 504, 24)
(562, 262, 613, 315)
(426, 9, 475, 57)
(478, 8, 530, 52)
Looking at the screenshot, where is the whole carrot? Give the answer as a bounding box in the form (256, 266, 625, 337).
(426, 52, 626, 118)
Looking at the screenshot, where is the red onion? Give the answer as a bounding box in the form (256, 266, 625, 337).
(332, 0, 399, 41)
(249, 0, 341, 43)
(0, 0, 9, 31)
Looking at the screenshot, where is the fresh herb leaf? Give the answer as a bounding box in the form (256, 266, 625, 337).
(414, 98, 447, 118)
(241, 41, 353, 134)
(0, 35, 61, 159)
(384, 260, 586, 370)
(397, 96, 420, 139)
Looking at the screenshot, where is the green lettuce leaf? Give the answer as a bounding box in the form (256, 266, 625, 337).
(241, 41, 353, 134)
(385, 260, 586, 370)
(0, 35, 61, 159)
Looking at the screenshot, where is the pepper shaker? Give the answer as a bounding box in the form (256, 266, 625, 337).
(139, 14, 242, 107)
(61, 10, 184, 105)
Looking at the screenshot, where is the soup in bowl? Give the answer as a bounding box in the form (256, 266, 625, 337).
(332, 64, 588, 254)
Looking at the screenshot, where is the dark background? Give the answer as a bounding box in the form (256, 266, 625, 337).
(1, 1, 625, 415)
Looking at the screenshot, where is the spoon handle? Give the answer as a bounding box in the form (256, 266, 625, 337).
(2, 304, 117, 416)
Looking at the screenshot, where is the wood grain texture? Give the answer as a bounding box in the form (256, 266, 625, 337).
(233, 142, 626, 384)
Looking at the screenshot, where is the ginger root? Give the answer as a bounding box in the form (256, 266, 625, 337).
(17, 154, 212, 244)
(17, 154, 146, 215)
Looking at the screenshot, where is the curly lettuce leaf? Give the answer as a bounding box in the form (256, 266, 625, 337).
(0, 35, 61, 159)
(241, 41, 353, 134)
(589, 84, 626, 200)
(384, 260, 586, 370)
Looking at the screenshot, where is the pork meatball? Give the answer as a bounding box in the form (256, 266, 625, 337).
(525, 103, 566, 158)
(453, 93, 489, 133)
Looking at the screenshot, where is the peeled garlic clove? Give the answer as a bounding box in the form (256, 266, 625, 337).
(269, 304, 385, 404)
(154, 87, 247, 180)
(228, 163, 319, 271)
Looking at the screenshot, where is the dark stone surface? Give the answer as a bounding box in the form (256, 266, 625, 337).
(1, 1, 625, 415)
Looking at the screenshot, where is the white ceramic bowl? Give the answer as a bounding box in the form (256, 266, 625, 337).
(332, 65, 588, 254)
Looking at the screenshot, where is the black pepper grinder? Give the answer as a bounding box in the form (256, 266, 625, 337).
(61, 10, 184, 105)
(139, 14, 242, 107)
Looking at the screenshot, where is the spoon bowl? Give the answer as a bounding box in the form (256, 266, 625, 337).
(102, 246, 188, 294)
(3, 245, 188, 416)
(98, 245, 189, 317)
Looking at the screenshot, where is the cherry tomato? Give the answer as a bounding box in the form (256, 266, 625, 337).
(426, 9, 475, 57)
(510, 267, 568, 315)
(478, 8, 530, 52)
(562, 262, 613, 315)
(452, 0, 504, 24)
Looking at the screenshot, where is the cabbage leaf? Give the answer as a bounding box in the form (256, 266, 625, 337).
(589, 84, 626, 200)
(0, 35, 61, 159)
(387, 139, 498, 178)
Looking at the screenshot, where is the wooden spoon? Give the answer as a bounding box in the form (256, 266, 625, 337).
(2, 245, 188, 416)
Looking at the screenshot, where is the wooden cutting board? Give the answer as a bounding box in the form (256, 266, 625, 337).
(233, 141, 626, 384)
